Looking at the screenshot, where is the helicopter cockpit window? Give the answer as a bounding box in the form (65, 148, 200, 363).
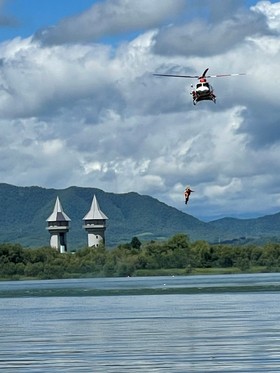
(196, 83, 202, 88)
(203, 82, 209, 88)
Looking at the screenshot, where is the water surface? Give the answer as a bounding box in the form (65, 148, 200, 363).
(0, 274, 280, 372)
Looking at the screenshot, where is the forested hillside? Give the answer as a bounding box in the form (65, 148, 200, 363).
(0, 183, 279, 249)
(0, 183, 216, 249)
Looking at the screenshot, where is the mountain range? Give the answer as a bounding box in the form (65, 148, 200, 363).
(0, 183, 279, 249)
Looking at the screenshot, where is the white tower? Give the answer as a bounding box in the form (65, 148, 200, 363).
(83, 195, 108, 247)
(46, 196, 71, 253)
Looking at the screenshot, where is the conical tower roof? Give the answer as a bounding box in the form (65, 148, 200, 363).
(83, 195, 108, 220)
(46, 196, 71, 222)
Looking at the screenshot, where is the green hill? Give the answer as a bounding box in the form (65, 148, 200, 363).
(0, 183, 217, 249)
(208, 213, 280, 244)
(0, 183, 279, 249)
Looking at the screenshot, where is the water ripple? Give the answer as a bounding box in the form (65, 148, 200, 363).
(0, 276, 280, 371)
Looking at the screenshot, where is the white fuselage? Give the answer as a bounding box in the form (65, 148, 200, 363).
(196, 82, 213, 96)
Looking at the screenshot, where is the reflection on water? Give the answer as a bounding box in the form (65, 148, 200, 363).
(0, 275, 280, 372)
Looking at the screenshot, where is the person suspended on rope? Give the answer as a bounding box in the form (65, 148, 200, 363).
(184, 186, 194, 205)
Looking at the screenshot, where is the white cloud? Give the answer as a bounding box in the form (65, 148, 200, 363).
(252, 0, 280, 31)
(0, 1, 280, 221)
(34, 0, 185, 45)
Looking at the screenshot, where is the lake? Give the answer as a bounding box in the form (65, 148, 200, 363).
(0, 273, 280, 372)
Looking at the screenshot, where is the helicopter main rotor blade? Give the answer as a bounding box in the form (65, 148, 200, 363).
(153, 73, 199, 79)
(153, 71, 246, 79)
(205, 73, 246, 78)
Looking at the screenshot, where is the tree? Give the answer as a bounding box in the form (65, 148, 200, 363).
(167, 234, 190, 249)
(191, 241, 211, 268)
(130, 237, 141, 250)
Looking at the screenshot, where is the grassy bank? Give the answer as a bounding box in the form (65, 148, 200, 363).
(134, 266, 270, 277)
(0, 266, 273, 282)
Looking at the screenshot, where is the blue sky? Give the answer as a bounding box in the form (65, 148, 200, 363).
(1, 0, 277, 41)
(0, 0, 280, 221)
(0, 0, 95, 41)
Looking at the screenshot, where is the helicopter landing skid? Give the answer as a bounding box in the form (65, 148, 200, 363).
(193, 96, 216, 105)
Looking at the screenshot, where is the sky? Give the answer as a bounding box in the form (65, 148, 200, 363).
(0, 0, 280, 222)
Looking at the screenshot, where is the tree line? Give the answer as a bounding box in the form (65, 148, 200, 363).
(0, 234, 280, 280)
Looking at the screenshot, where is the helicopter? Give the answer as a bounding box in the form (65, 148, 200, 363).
(153, 68, 246, 105)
